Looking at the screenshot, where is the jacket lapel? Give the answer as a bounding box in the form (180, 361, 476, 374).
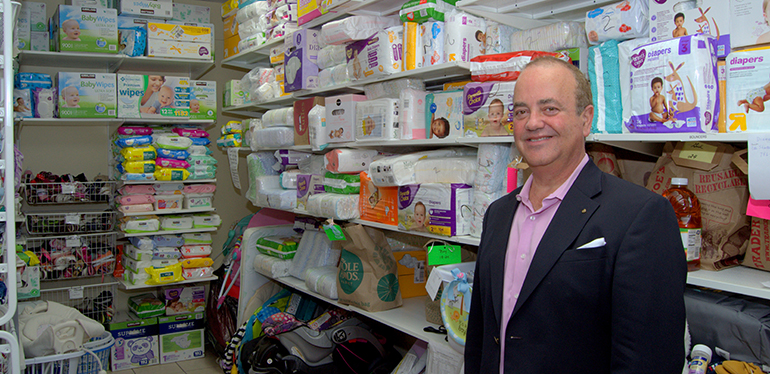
(489, 192, 520, 326)
(511, 162, 603, 317)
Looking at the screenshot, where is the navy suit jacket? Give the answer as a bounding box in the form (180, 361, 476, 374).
(465, 161, 687, 374)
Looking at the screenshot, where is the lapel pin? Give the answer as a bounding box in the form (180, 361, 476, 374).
(581, 208, 587, 213)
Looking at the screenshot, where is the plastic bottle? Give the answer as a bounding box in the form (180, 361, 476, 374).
(662, 178, 702, 271)
(687, 344, 712, 374)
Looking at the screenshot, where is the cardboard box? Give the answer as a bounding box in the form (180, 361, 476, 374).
(117, 74, 190, 118)
(393, 250, 427, 298)
(224, 79, 249, 107)
(17, 266, 40, 299)
(324, 94, 366, 143)
(67, 0, 114, 7)
(158, 312, 205, 364)
(21, 2, 46, 32)
(224, 34, 240, 59)
(147, 22, 211, 44)
(651, 0, 730, 57)
(293, 96, 324, 146)
(118, 0, 172, 19)
(164, 286, 205, 315)
(190, 80, 217, 120)
(223, 14, 238, 39)
(52, 5, 119, 54)
(298, 0, 352, 26)
(57, 72, 117, 118)
(109, 316, 160, 371)
(148, 39, 212, 60)
(172, 3, 211, 23)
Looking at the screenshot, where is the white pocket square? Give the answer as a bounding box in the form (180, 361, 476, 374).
(576, 237, 606, 249)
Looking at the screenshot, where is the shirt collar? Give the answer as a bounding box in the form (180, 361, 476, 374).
(516, 154, 590, 209)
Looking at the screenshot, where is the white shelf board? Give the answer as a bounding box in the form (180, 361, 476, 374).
(222, 95, 296, 116)
(115, 56, 214, 79)
(121, 227, 217, 237)
(121, 118, 215, 125)
(222, 37, 284, 71)
(350, 219, 481, 246)
(300, 0, 385, 29)
(354, 61, 471, 87)
(293, 82, 365, 97)
(687, 266, 770, 300)
(121, 207, 215, 217)
(119, 179, 216, 185)
(18, 118, 123, 126)
(588, 132, 754, 143)
(119, 275, 217, 290)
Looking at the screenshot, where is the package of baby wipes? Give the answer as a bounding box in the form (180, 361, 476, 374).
(190, 80, 216, 120)
(53, 5, 118, 54)
(118, 74, 190, 119)
(57, 72, 117, 118)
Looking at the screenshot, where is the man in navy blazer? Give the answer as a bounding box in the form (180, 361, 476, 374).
(465, 57, 687, 373)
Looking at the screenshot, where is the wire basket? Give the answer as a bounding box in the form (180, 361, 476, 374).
(24, 232, 117, 280)
(23, 181, 115, 205)
(26, 211, 118, 235)
(36, 283, 117, 324)
(24, 350, 85, 374)
(77, 333, 113, 374)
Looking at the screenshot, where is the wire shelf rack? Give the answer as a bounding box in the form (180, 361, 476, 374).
(24, 232, 117, 280)
(25, 211, 118, 235)
(22, 181, 115, 205)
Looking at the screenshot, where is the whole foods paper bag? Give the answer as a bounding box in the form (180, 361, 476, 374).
(646, 142, 750, 270)
(337, 225, 402, 312)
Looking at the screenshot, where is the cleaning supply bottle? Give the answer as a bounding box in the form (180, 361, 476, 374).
(662, 178, 702, 271)
(687, 344, 712, 374)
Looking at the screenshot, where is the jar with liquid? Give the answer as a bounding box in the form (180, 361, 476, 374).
(662, 178, 702, 271)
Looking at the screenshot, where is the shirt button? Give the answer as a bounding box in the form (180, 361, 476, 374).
(529, 216, 535, 221)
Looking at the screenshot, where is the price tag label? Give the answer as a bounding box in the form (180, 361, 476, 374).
(426, 243, 461, 266)
(61, 183, 76, 194)
(66, 235, 81, 248)
(227, 147, 241, 189)
(65, 214, 80, 225)
(680, 142, 718, 163)
(69, 286, 84, 299)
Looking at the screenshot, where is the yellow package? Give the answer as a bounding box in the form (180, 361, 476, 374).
(121, 145, 157, 162)
(180, 257, 214, 268)
(221, 0, 239, 17)
(154, 168, 190, 181)
(122, 160, 156, 173)
(393, 250, 428, 298)
(148, 23, 211, 43)
(145, 262, 184, 285)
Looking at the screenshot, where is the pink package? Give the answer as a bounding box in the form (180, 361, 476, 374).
(118, 194, 155, 205)
(324, 94, 366, 143)
(324, 148, 378, 173)
(183, 266, 214, 279)
(118, 203, 155, 213)
(181, 244, 213, 258)
(156, 158, 191, 169)
(183, 184, 216, 194)
(118, 126, 153, 135)
(119, 185, 156, 195)
(173, 128, 210, 138)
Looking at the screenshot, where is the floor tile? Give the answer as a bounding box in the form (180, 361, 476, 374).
(183, 368, 223, 374)
(132, 362, 184, 374)
(177, 355, 221, 372)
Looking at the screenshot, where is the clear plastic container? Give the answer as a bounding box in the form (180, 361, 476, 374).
(662, 178, 702, 271)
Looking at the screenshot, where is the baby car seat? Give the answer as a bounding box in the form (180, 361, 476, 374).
(19, 301, 105, 358)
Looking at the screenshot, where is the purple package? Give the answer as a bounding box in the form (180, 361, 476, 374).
(285, 28, 320, 61)
(284, 47, 319, 92)
(397, 183, 473, 237)
(296, 174, 325, 211)
(33, 88, 56, 118)
(345, 27, 403, 81)
(274, 149, 311, 167)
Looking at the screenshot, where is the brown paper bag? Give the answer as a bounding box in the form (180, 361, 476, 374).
(337, 225, 402, 312)
(742, 217, 770, 271)
(647, 142, 750, 270)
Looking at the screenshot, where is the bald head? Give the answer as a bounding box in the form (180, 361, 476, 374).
(519, 56, 593, 116)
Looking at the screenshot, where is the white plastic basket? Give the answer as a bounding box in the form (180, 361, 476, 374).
(24, 350, 85, 374)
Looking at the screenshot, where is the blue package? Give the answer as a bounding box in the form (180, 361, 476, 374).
(152, 235, 184, 247)
(115, 135, 153, 148)
(190, 137, 211, 146)
(588, 40, 622, 134)
(121, 173, 154, 181)
(118, 16, 149, 57)
(156, 148, 190, 160)
(15, 73, 52, 90)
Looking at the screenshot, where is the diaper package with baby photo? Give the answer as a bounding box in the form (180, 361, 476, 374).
(158, 312, 205, 364)
(284, 28, 320, 92)
(725, 46, 770, 132)
(345, 26, 404, 81)
(164, 286, 205, 316)
(585, 0, 648, 45)
(325, 94, 366, 143)
(624, 34, 719, 133)
(443, 10, 485, 63)
(355, 98, 400, 141)
(463, 81, 515, 137)
(57, 72, 117, 118)
(118, 74, 190, 119)
(360, 171, 398, 226)
(651, 0, 730, 57)
(13, 89, 33, 118)
(398, 183, 472, 237)
(732, 0, 770, 50)
(189, 80, 216, 120)
(109, 315, 160, 371)
(425, 90, 464, 139)
(53, 5, 118, 54)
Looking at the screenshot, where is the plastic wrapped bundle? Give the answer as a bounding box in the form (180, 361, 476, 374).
(252, 127, 294, 148)
(316, 44, 348, 69)
(308, 105, 328, 152)
(236, 1, 270, 23)
(288, 230, 339, 280)
(510, 21, 588, 52)
(320, 16, 401, 45)
(415, 156, 477, 185)
(298, 153, 327, 175)
(470, 189, 504, 237)
(246, 152, 280, 204)
(262, 107, 294, 127)
(268, 22, 299, 40)
(307, 193, 360, 220)
(369, 148, 477, 186)
(253, 253, 293, 278)
(242, 67, 275, 90)
(239, 32, 267, 51)
(264, 188, 297, 209)
(253, 175, 281, 193)
(251, 82, 276, 103)
(485, 21, 518, 55)
(318, 64, 350, 88)
(280, 170, 302, 189)
(363, 78, 425, 100)
(304, 266, 338, 300)
(474, 144, 512, 193)
(443, 10, 486, 63)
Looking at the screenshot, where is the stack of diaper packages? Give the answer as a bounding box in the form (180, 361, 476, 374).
(317, 43, 350, 88)
(295, 155, 328, 212)
(255, 150, 311, 210)
(57, 72, 117, 119)
(218, 121, 243, 148)
(252, 106, 296, 148)
(511, 21, 587, 53)
(14, 73, 54, 119)
(246, 151, 280, 205)
(470, 144, 514, 237)
(236, 0, 298, 53)
(304, 149, 375, 220)
(284, 28, 320, 92)
(170, 126, 217, 180)
(345, 24, 404, 81)
(240, 66, 277, 103)
(359, 170, 398, 226)
(112, 126, 157, 181)
(399, 0, 459, 69)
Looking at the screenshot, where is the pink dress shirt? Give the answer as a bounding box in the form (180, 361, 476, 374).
(499, 155, 589, 373)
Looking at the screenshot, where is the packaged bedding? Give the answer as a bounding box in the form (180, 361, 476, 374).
(510, 21, 587, 53)
(320, 16, 400, 45)
(288, 229, 339, 280)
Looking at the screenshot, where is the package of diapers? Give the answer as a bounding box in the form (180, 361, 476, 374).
(399, 0, 457, 23)
(252, 127, 294, 148)
(160, 216, 194, 230)
(398, 183, 472, 237)
(443, 10, 485, 63)
(624, 35, 719, 133)
(246, 152, 280, 205)
(320, 16, 400, 45)
(510, 21, 587, 53)
(52, 5, 118, 54)
(280, 170, 302, 189)
(360, 171, 398, 226)
(346, 26, 404, 81)
(296, 174, 324, 211)
(316, 44, 347, 70)
(422, 21, 444, 66)
(725, 46, 770, 132)
(318, 64, 350, 88)
(474, 143, 513, 194)
(289, 229, 339, 280)
(324, 149, 378, 173)
(470, 189, 504, 238)
(414, 156, 477, 185)
(425, 90, 464, 139)
(469, 51, 566, 82)
(57, 72, 117, 118)
(253, 253, 293, 278)
(118, 75, 190, 119)
(369, 147, 476, 186)
(400, 88, 428, 140)
(585, 0, 648, 45)
(304, 266, 338, 300)
(355, 98, 400, 141)
(262, 107, 294, 127)
(403, 22, 424, 71)
(619, 38, 651, 129)
(589, 40, 622, 134)
(307, 193, 360, 220)
(651, 0, 730, 57)
(485, 21, 518, 55)
(324, 172, 360, 194)
(462, 81, 515, 137)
